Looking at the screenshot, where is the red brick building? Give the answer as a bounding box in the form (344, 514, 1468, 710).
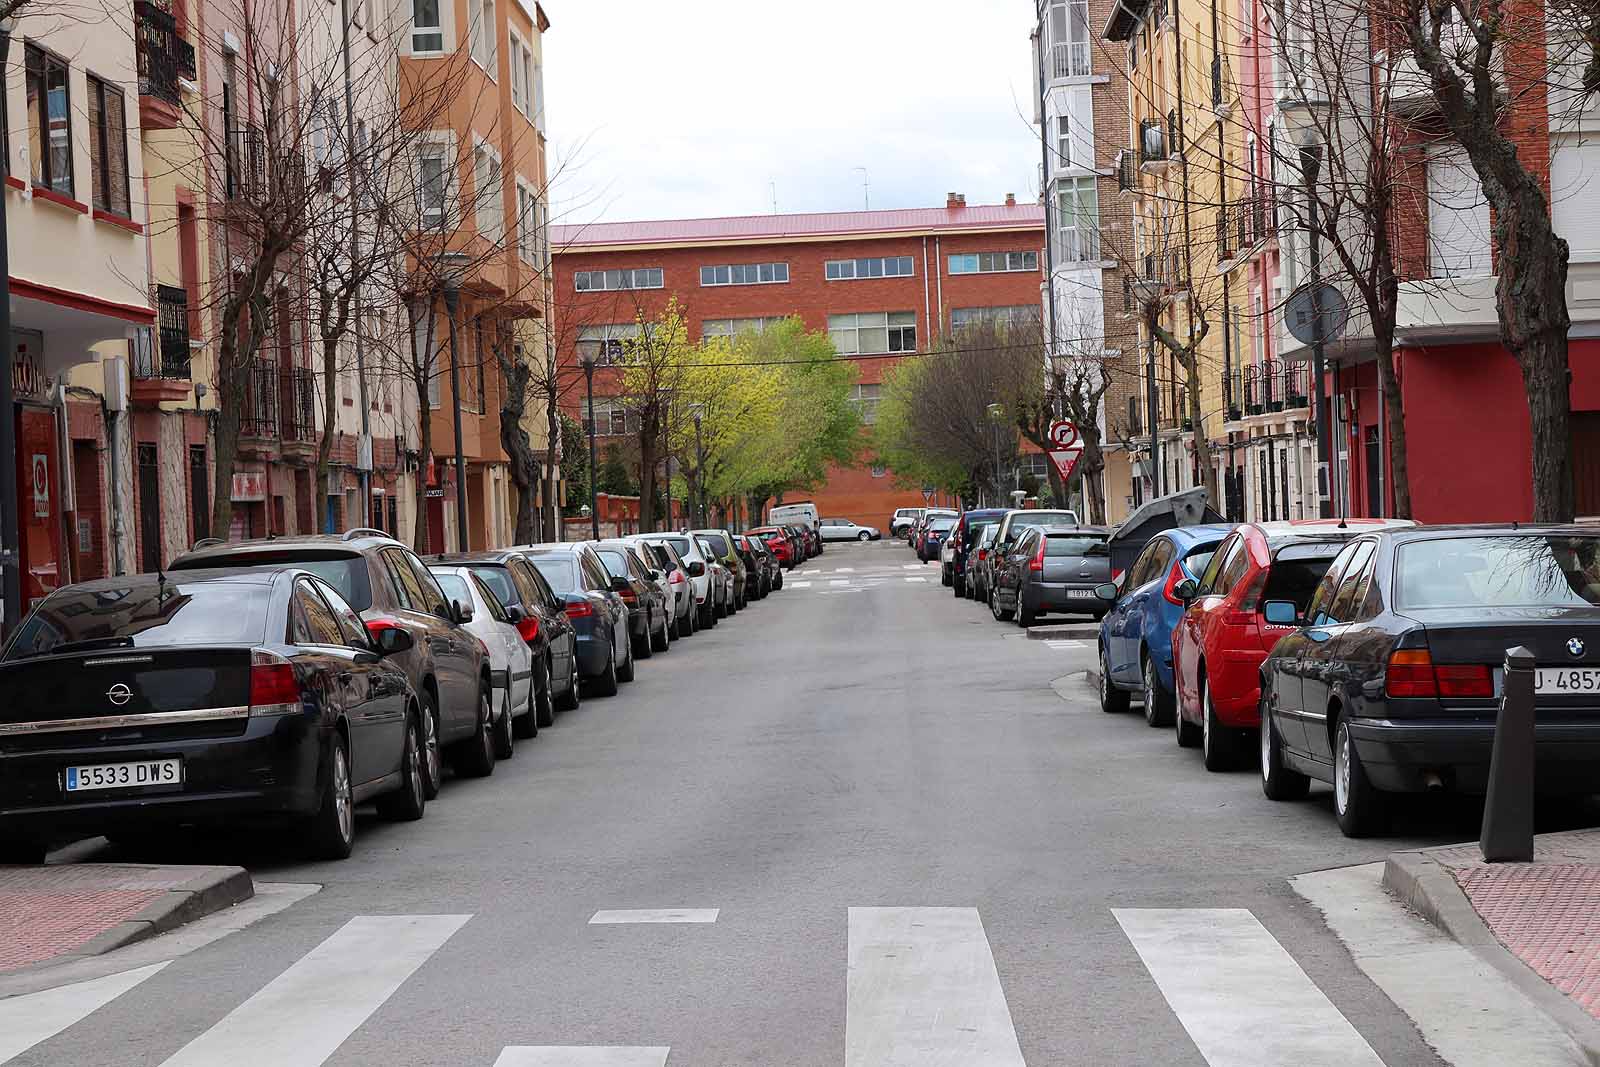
(551, 196, 1046, 528)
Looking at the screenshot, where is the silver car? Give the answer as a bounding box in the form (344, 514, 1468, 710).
(819, 518, 881, 542)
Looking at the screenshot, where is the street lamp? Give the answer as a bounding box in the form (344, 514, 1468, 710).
(987, 402, 1006, 507)
(693, 410, 704, 528)
(435, 252, 470, 551)
(1132, 276, 1166, 498)
(578, 345, 600, 541)
(0, 16, 19, 635)
(1298, 131, 1333, 519)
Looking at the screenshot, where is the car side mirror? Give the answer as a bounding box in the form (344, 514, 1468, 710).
(1263, 600, 1299, 626)
(611, 575, 631, 593)
(1173, 579, 1198, 603)
(452, 599, 474, 624)
(370, 625, 415, 656)
(1094, 582, 1120, 603)
(649, 570, 662, 582)
(505, 605, 523, 624)
(687, 561, 706, 577)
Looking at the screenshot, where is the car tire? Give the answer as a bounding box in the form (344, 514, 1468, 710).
(0, 834, 48, 864)
(668, 614, 680, 641)
(1142, 654, 1174, 727)
(451, 685, 497, 778)
(306, 735, 355, 860)
(941, 566, 952, 587)
(1201, 679, 1239, 771)
(1334, 718, 1385, 837)
(1175, 690, 1202, 748)
(418, 689, 443, 801)
(634, 617, 654, 659)
(376, 709, 427, 822)
(1099, 646, 1130, 714)
(616, 638, 636, 683)
(1260, 692, 1310, 801)
(952, 574, 965, 598)
(591, 641, 620, 696)
(556, 654, 581, 711)
(1018, 600, 1036, 627)
(651, 615, 670, 652)
(492, 685, 516, 759)
(683, 606, 697, 636)
(990, 587, 1015, 622)
(858, 530, 871, 541)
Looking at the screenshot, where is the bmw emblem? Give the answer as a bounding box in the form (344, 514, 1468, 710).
(1569, 637, 1586, 659)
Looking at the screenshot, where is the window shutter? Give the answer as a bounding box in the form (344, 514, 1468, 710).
(106, 86, 129, 216)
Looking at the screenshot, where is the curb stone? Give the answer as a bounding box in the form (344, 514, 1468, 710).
(1383, 850, 1600, 1066)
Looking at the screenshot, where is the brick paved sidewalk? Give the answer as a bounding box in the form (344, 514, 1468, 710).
(1416, 829, 1600, 1022)
(0, 863, 252, 973)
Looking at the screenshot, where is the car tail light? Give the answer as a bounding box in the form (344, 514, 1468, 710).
(1029, 538, 1047, 572)
(565, 599, 594, 619)
(516, 615, 540, 643)
(1162, 562, 1186, 605)
(1386, 648, 1438, 698)
(249, 649, 302, 717)
(618, 588, 638, 605)
(977, 549, 987, 561)
(669, 570, 686, 585)
(1435, 663, 1494, 698)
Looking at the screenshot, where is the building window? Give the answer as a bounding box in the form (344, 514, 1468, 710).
(470, 0, 496, 72)
(870, 463, 887, 478)
(532, 59, 544, 132)
(517, 42, 537, 124)
(25, 44, 73, 197)
(577, 323, 641, 364)
(947, 251, 1038, 275)
(583, 398, 630, 437)
(473, 143, 502, 240)
(699, 262, 789, 286)
(412, 0, 443, 52)
(1047, 0, 1092, 77)
(849, 384, 882, 424)
(516, 180, 537, 263)
(574, 268, 662, 291)
(87, 75, 129, 216)
(509, 34, 526, 112)
(824, 256, 914, 281)
(1056, 176, 1099, 262)
(1057, 115, 1072, 167)
(418, 145, 448, 229)
(951, 306, 1039, 331)
(828, 311, 916, 355)
(702, 317, 784, 338)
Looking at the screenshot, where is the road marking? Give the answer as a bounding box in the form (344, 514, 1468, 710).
(1293, 863, 1590, 1066)
(835, 567, 855, 573)
(589, 909, 718, 924)
(830, 579, 850, 586)
(901, 564, 922, 570)
(1043, 639, 1086, 650)
(904, 577, 928, 583)
(790, 581, 812, 588)
(845, 907, 1025, 1067)
(1113, 908, 1383, 1067)
(0, 961, 169, 1063)
(159, 914, 470, 1067)
(493, 1049, 670, 1067)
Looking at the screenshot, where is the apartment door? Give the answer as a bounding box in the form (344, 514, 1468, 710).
(17, 407, 63, 610)
(189, 445, 209, 545)
(73, 440, 104, 581)
(1364, 426, 1383, 518)
(138, 444, 160, 573)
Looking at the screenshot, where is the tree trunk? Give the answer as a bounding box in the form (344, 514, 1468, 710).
(636, 411, 659, 531)
(1079, 428, 1106, 524)
(314, 331, 341, 534)
(1370, 313, 1412, 518)
(499, 358, 538, 545)
(414, 382, 433, 553)
(1186, 357, 1219, 505)
(543, 387, 561, 542)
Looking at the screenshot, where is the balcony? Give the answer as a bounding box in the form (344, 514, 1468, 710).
(1050, 40, 1092, 80)
(226, 125, 306, 203)
(131, 285, 193, 403)
(281, 366, 318, 459)
(135, 0, 185, 128)
(1138, 119, 1169, 175)
(1240, 359, 1309, 418)
(1115, 150, 1135, 193)
(240, 360, 279, 441)
(1225, 366, 1243, 422)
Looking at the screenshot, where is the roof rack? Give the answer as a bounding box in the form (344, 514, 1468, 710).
(343, 528, 393, 542)
(191, 537, 225, 550)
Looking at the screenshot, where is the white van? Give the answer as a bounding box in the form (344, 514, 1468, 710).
(768, 501, 819, 531)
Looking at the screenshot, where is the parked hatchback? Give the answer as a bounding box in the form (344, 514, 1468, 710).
(990, 526, 1112, 625)
(0, 568, 426, 862)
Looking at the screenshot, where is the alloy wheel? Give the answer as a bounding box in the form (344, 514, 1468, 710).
(1260, 713, 1272, 782)
(332, 745, 353, 846)
(1336, 728, 1351, 814)
(422, 704, 441, 794)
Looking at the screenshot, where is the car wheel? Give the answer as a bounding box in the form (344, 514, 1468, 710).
(651, 614, 670, 652)
(451, 685, 497, 778)
(492, 685, 516, 759)
(668, 613, 680, 641)
(590, 641, 620, 696)
(952, 574, 965, 598)
(0, 835, 47, 864)
(1142, 654, 1174, 728)
(306, 735, 355, 860)
(418, 689, 442, 801)
(858, 530, 871, 541)
(634, 616, 654, 659)
(516, 661, 542, 737)
(992, 586, 1015, 622)
(556, 654, 581, 710)
(1100, 646, 1130, 714)
(617, 637, 637, 683)
(1175, 685, 1202, 748)
(1200, 678, 1239, 770)
(941, 566, 952, 587)
(1334, 718, 1385, 837)
(1018, 599, 1036, 627)
(1260, 691, 1310, 801)
(684, 605, 697, 636)
(376, 709, 427, 822)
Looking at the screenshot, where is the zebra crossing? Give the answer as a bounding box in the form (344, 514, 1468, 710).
(0, 904, 1396, 1066)
(782, 560, 939, 594)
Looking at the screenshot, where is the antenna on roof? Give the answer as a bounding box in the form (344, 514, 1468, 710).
(769, 180, 777, 215)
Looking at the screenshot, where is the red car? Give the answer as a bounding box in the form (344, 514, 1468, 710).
(1172, 519, 1413, 771)
(748, 526, 796, 567)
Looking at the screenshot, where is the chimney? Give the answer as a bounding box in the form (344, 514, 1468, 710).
(946, 192, 961, 209)
(1005, 192, 1016, 207)
(957, 193, 966, 206)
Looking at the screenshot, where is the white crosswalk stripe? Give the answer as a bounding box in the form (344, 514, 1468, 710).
(589, 909, 718, 924)
(493, 1048, 671, 1066)
(904, 576, 928, 583)
(1114, 908, 1384, 1067)
(159, 914, 470, 1067)
(790, 581, 812, 588)
(0, 961, 170, 1063)
(830, 579, 850, 586)
(1043, 639, 1086, 650)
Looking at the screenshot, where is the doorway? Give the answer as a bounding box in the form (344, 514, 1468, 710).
(138, 444, 160, 572)
(1364, 425, 1383, 518)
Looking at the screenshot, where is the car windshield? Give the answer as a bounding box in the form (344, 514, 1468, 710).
(5, 580, 269, 660)
(530, 557, 577, 593)
(176, 551, 372, 610)
(432, 572, 472, 606)
(1045, 536, 1108, 556)
(1397, 534, 1600, 609)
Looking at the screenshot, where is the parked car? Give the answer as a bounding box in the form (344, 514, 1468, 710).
(593, 540, 672, 657)
(523, 544, 635, 696)
(1171, 518, 1414, 771)
(627, 536, 698, 638)
(733, 534, 773, 598)
(750, 536, 784, 591)
(966, 525, 1002, 603)
(696, 536, 735, 619)
(769, 501, 820, 535)
(748, 525, 798, 569)
(918, 513, 958, 563)
(1094, 524, 1231, 725)
(820, 518, 880, 542)
(988, 509, 1082, 562)
(1258, 525, 1600, 836)
(657, 533, 719, 628)
(990, 526, 1112, 625)
(947, 508, 1008, 595)
(909, 508, 954, 550)
(429, 565, 533, 757)
(788, 522, 821, 559)
(692, 529, 748, 609)
(0, 567, 427, 862)
(890, 508, 924, 537)
(439, 549, 580, 730)
(168, 532, 492, 800)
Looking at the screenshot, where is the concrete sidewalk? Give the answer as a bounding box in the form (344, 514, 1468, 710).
(1386, 828, 1600, 1059)
(0, 863, 253, 974)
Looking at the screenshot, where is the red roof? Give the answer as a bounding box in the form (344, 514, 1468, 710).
(552, 202, 1045, 250)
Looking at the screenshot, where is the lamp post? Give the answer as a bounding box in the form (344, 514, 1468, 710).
(693, 410, 704, 528)
(986, 402, 1005, 507)
(1299, 135, 1333, 519)
(0, 18, 18, 635)
(436, 253, 470, 551)
(579, 346, 599, 541)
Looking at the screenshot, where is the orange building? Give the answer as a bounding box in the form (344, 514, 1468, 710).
(551, 196, 1046, 528)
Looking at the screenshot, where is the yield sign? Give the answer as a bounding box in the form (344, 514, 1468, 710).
(1046, 420, 1083, 484)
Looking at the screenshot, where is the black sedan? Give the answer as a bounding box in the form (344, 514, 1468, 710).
(0, 567, 425, 863)
(990, 525, 1112, 625)
(1259, 525, 1600, 837)
(593, 540, 672, 656)
(524, 544, 635, 695)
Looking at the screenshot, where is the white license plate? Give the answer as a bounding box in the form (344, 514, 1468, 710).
(1534, 668, 1600, 694)
(65, 759, 182, 793)
(1065, 589, 1097, 599)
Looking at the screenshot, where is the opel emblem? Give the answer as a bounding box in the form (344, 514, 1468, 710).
(106, 683, 133, 706)
(1568, 637, 1586, 659)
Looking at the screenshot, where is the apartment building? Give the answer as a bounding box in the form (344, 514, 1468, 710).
(550, 199, 1047, 529)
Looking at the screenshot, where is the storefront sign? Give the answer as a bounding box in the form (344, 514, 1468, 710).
(231, 471, 267, 502)
(31, 454, 48, 518)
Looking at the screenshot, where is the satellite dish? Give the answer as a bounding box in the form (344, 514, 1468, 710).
(1285, 283, 1350, 345)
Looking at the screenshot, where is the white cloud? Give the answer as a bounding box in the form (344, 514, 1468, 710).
(543, 0, 1042, 224)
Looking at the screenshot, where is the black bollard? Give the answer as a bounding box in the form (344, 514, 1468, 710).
(1480, 646, 1536, 862)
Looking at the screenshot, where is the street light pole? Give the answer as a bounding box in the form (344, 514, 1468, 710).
(1301, 140, 1333, 519)
(1132, 277, 1165, 501)
(580, 350, 599, 541)
(443, 284, 468, 551)
(693, 411, 703, 528)
(0, 23, 18, 635)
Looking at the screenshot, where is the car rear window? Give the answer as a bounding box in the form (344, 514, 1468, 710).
(929, 518, 956, 531)
(1264, 543, 1346, 611)
(1397, 534, 1600, 609)
(465, 565, 519, 609)
(1182, 546, 1219, 579)
(178, 551, 371, 611)
(1045, 535, 1108, 556)
(1013, 511, 1076, 530)
(530, 557, 577, 593)
(596, 549, 632, 577)
(433, 572, 472, 607)
(702, 533, 730, 556)
(663, 537, 694, 557)
(7, 580, 270, 660)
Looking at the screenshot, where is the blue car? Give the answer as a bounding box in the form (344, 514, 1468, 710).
(1096, 524, 1232, 725)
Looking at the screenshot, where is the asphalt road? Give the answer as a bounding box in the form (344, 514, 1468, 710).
(13, 539, 1596, 1065)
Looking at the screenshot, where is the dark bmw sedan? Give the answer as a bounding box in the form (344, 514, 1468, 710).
(0, 567, 424, 863)
(1259, 525, 1600, 837)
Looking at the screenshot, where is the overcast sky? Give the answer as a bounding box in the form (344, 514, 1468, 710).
(542, 1, 1042, 225)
